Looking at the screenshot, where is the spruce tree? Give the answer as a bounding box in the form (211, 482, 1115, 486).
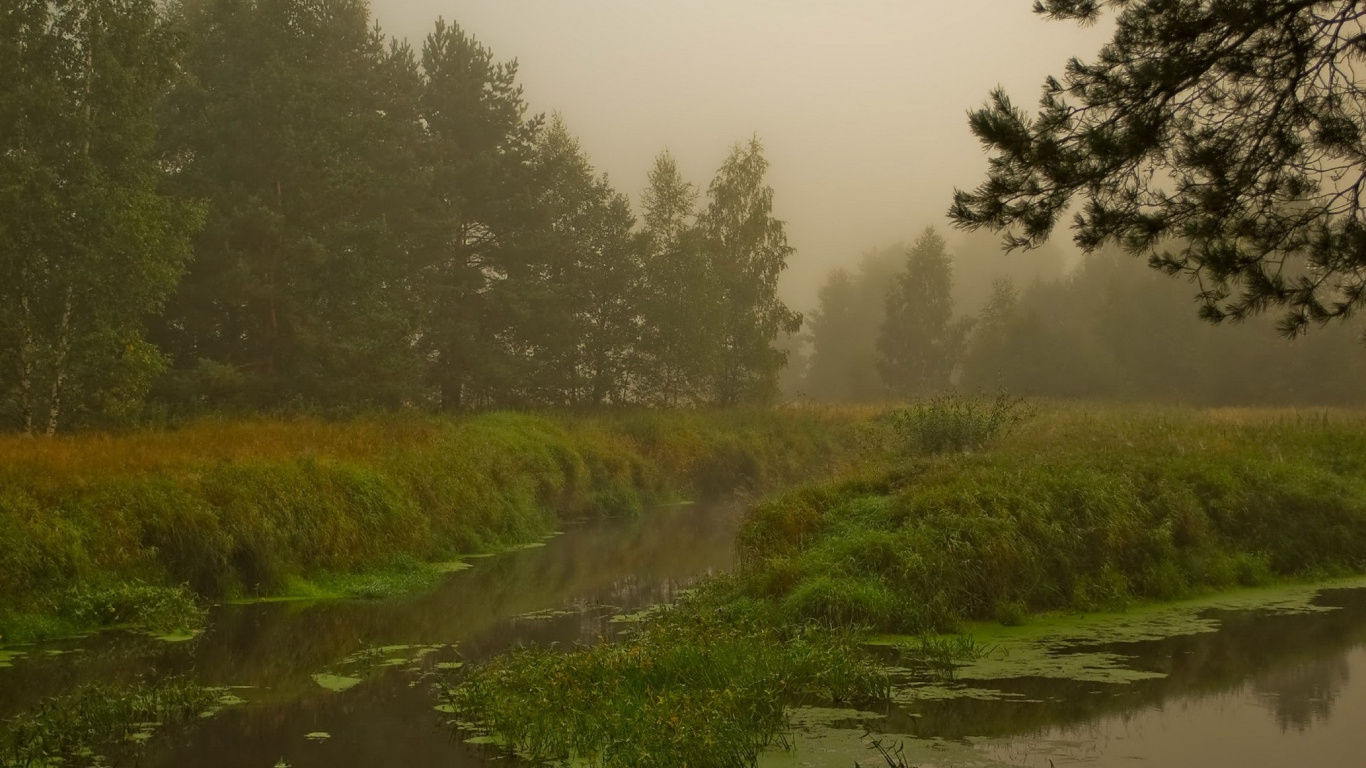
(877, 228, 971, 398)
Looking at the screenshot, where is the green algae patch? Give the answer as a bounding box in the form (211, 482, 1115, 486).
(890, 681, 1035, 703)
(311, 673, 362, 693)
(758, 707, 1011, 768)
(873, 578, 1366, 688)
(304, 732, 332, 742)
(0, 649, 24, 668)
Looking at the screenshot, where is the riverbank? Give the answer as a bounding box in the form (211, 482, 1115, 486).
(446, 403, 1366, 767)
(0, 409, 883, 645)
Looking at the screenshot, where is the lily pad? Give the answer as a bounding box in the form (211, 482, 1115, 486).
(311, 673, 361, 693)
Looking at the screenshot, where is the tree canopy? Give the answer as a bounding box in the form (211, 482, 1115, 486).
(951, 0, 1366, 336)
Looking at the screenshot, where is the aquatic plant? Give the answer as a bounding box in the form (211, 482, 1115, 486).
(440, 604, 888, 768)
(895, 634, 993, 681)
(0, 678, 223, 768)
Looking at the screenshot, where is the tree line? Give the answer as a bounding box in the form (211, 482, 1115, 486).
(0, 0, 802, 433)
(798, 228, 1366, 407)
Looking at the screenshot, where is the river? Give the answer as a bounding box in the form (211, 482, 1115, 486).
(2, 502, 1364, 767)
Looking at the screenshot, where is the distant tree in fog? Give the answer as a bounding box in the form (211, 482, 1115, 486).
(639, 151, 711, 405)
(960, 279, 1019, 392)
(952, 0, 1366, 338)
(877, 229, 971, 398)
(699, 139, 803, 406)
(804, 245, 904, 402)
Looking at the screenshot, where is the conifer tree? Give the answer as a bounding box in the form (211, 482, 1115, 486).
(952, 0, 1366, 337)
(417, 17, 541, 409)
(155, 0, 428, 408)
(523, 116, 641, 405)
(698, 139, 803, 406)
(877, 228, 971, 398)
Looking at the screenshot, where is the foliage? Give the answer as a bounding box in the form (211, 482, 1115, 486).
(877, 228, 973, 398)
(803, 245, 905, 403)
(0, 408, 876, 643)
(735, 406, 1366, 634)
(700, 139, 805, 406)
(0, 0, 201, 433)
(951, 0, 1366, 336)
(0, 678, 221, 768)
(884, 392, 1033, 455)
(440, 605, 887, 768)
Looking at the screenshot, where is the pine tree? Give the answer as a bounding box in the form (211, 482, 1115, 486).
(154, 0, 428, 409)
(952, 0, 1366, 337)
(0, 0, 199, 432)
(416, 17, 541, 410)
(877, 228, 971, 398)
(698, 139, 803, 406)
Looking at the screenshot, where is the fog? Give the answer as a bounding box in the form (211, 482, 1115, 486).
(368, 1, 1113, 310)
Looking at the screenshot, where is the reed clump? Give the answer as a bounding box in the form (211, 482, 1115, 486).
(0, 677, 222, 768)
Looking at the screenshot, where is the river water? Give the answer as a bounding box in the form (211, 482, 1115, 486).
(2, 502, 1365, 767)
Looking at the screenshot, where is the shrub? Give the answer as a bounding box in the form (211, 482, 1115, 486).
(885, 392, 1032, 455)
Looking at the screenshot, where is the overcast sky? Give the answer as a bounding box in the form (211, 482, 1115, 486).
(367, 1, 1113, 310)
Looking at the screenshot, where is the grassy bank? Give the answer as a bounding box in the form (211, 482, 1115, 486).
(445, 402, 1366, 766)
(0, 409, 880, 645)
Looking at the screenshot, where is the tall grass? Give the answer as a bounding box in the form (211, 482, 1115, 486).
(0, 408, 876, 643)
(736, 405, 1366, 633)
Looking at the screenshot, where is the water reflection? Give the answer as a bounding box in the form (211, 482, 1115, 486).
(912, 589, 1366, 767)
(5, 507, 1366, 768)
(0, 503, 743, 768)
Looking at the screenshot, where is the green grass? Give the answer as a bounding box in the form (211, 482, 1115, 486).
(444, 402, 1366, 765)
(0, 408, 878, 645)
(734, 405, 1366, 634)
